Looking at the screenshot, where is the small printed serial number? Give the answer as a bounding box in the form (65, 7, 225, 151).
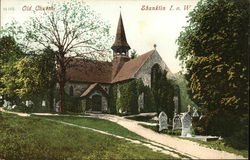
(2, 7, 15, 11)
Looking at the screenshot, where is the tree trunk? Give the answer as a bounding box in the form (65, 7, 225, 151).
(57, 48, 67, 113)
(49, 86, 54, 112)
(59, 82, 65, 113)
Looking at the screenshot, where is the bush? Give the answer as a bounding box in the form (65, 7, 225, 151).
(194, 110, 248, 150)
(225, 128, 248, 150)
(64, 94, 83, 113)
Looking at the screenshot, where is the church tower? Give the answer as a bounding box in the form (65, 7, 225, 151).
(111, 13, 131, 57)
(111, 13, 131, 79)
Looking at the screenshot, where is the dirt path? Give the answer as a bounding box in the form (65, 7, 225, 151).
(88, 113, 246, 159)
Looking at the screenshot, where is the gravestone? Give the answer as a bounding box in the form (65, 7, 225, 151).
(55, 101, 60, 112)
(158, 111, 168, 131)
(25, 100, 33, 107)
(42, 100, 46, 107)
(11, 105, 17, 109)
(172, 114, 182, 130)
(138, 92, 144, 112)
(181, 112, 192, 137)
(192, 108, 199, 117)
(173, 96, 179, 113)
(187, 105, 192, 112)
(3, 100, 11, 108)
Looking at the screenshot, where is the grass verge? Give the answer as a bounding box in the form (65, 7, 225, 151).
(0, 112, 175, 160)
(34, 115, 148, 142)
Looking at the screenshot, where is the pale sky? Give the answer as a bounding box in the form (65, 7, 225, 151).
(1, 0, 199, 73)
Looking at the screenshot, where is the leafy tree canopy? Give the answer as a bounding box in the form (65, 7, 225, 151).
(0, 36, 24, 65)
(176, 0, 249, 113)
(1, 1, 112, 112)
(0, 47, 55, 100)
(176, 0, 249, 148)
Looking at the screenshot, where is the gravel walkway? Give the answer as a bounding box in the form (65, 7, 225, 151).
(88, 113, 246, 159)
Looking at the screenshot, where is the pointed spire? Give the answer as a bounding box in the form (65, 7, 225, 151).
(111, 13, 131, 56)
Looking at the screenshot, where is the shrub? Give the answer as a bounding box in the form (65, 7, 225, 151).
(64, 94, 83, 113)
(225, 128, 248, 150)
(194, 110, 248, 150)
(142, 86, 156, 112)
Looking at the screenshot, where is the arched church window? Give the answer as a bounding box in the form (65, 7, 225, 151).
(151, 64, 162, 88)
(69, 86, 74, 96)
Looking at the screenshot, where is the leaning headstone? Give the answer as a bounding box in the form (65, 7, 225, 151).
(173, 114, 182, 130)
(11, 105, 17, 109)
(159, 111, 168, 131)
(181, 112, 192, 137)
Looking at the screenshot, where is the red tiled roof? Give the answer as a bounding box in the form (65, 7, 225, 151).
(112, 50, 155, 83)
(66, 50, 155, 84)
(66, 59, 112, 83)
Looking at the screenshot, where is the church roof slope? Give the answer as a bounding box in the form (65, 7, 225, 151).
(80, 83, 98, 97)
(112, 50, 156, 83)
(66, 59, 112, 83)
(80, 83, 108, 97)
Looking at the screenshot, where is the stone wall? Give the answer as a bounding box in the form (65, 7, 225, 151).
(65, 82, 89, 96)
(134, 51, 174, 87)
(64, 82, 109, 112)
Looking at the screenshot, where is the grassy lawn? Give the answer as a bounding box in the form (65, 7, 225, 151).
(34, 115, 148, 142)
(139, 123, 248, 158)
(0, 112, 175, 160)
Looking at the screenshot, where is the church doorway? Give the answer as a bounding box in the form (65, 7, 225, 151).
(91, 95, 102, 111)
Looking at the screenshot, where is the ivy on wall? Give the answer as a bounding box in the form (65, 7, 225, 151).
(116, 80, 139, 115)
(108, 79, 172, 115)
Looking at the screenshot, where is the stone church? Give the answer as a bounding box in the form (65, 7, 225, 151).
(64, 14, 175, 113)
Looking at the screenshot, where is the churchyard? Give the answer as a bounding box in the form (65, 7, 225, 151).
(0, 0, 248, 159)
(0, 111, 175, 159)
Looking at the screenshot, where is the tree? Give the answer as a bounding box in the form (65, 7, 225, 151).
(176, 0, 249, 148)
(0, 48, 55, 101)
(16, 2, 111, 112)
(152, 71, 176, 119)
(130, 49, 138, 59)
(0, 36, 25, 102)
(0, 36, 24, 65)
